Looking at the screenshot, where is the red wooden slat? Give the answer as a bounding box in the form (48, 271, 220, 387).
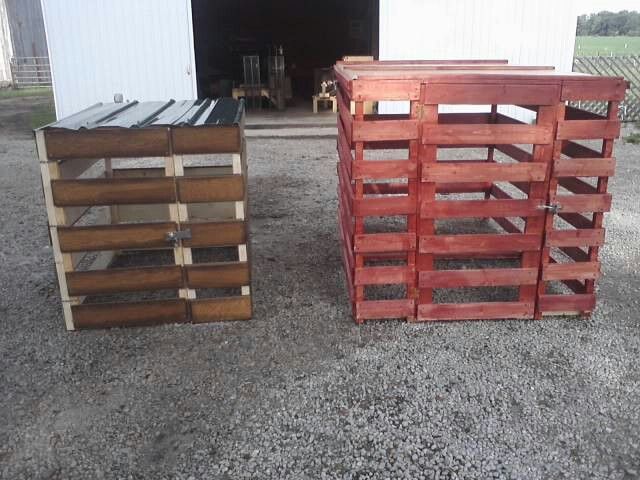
(354, 196, 415, 216)
(421, 199, 543, 219)
(354, 233, 416, 253)
(556, 194, 612, 213)
(356, 299, 415, 320)
(542, 262, 600, 281)
(353, 160, 417, 180)
(422, 162, 546, 182)
(561, 79, 627, 101)
(556, 120, 621, 140)
(417, 302, 533, 321)
(538, 293, 596, 312)
(419, 268, 538, 288)
(553, 158, 615, 178)
(419, 234, 540, 254)
(355, 266, 415, 286)
(423, 83, 560, 105)
(352, 119, 419, 142)
(546, 229, 605, 247)
(422, 124, 553, 145)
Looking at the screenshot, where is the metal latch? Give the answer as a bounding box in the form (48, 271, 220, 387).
(165, 228, 192, 245)
(538, 203, 561, 214)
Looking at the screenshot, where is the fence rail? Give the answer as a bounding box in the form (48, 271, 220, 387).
(10, 56, 52, 88)
(573, 55, 639, 121)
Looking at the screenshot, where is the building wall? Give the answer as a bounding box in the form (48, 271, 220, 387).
(0, 0, 12, 85)
(42, 0, 197, 118)
(379, 0, 578, 115)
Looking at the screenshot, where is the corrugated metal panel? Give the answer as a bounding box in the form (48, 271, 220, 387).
(0, 0, 12, 84)
(44, 98, 244, 130)
(41, 0, 197, 119)
(379, 0, 578, 117)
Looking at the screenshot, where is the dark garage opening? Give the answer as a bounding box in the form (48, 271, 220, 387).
(191, 0, 379, 108)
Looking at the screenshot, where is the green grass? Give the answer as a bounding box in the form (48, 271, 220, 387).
(0, 87, 53, 99)
(575, 36, 640, 56)
(29, 106, 56, 129)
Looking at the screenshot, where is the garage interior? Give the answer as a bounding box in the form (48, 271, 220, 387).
(191, 0, 378, 109)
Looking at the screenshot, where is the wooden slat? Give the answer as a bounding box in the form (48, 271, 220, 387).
(556, 194, 612, 213)
(353, 160, 417, 180)
(352, 119, 419, 142)
(538, 293, 596, 312)
(51, 178, 175, 206)
(351, 79, 421, 101)
(186, 262, 250, 288)
(417, 301, 533, 321)
(72, 299, 187, 328)
(420, 234, 540, 254)
(177, 175, 244, 203)
(423, 83, 560, 105)
(354, 233, 416, 253)
(546, 228, 605, 247)
(58, 222, 176, 252)
(422, 162, 546, 183)
(553, 158, 615, 178)
(419, 268, 538, 288)
(556, 120, 621, 140)
(66, 265, 183, 296)
(183, 220, 247, 248)
(355, 299, 415, 320)
(422, 124, 553, 145)
(561, 79, 627, 101)
(190, 296, 252, 322)
(421, 199, 543, 219)
(171, 126, 240, 154)
(354, 266, 414, 286)
(542, 262, 600, 281)
(44, 128, 170, 159)
(354, 196, 414, 216)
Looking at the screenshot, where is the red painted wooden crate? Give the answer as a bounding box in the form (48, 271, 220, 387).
(335, 59, 627, 324)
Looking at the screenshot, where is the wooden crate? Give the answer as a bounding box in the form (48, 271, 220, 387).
(334, 60, 627, 323)
(37, 99, 252, 330)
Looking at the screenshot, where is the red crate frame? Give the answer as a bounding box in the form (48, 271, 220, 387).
(335, 59, 627, 323)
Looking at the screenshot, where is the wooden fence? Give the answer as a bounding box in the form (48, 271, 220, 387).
(573, 55, 639, 121)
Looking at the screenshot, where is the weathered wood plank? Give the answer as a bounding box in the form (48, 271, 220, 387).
(556, 120, 621, 140)
(191, 296, 252, 322)
(352, 119, 419, 142)
(556, 194, 612, 213)
(422, 162, 546, 183)
(420, 234, 540, 254)
(177, 175, 244, 203)
(355, 299, 415, 320)
(183, 220, 247, 248)
(546, 228, 605, 247)
(354, 233, 416, 253)
(419, 268, 538, 288)
(58, 222, 176, 252)
(542, 262, 600, 281)
(538, 293, 596, 312)
(72, 299, 188, 328)
(171, 126, 240, 154)
(354, 266, 414, 286)
(51, 178, 175, 206)
(421, 199, 543, 219)
(417, 302, 533, 321)
(423, 83, 560, 105)
(553, 158, 615, 178)
(66, 265, 183, 296)
(185, 262, 250, 288)
(422, 124, 553, 145)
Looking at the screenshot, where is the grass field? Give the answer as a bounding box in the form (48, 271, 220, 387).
(575, 36, 640, 56)
(0, 87, 53, 99)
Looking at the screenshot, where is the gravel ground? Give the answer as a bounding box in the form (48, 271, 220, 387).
(1, 96, 640, 480)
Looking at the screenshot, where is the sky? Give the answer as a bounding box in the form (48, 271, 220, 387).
(577, 0, 640, 14)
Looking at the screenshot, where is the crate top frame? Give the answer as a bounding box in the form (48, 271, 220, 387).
(36, 98, 245, 159)
(334, 60, 628, 102)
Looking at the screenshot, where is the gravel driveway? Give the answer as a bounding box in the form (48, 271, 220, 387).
(1, 96, 639, 480)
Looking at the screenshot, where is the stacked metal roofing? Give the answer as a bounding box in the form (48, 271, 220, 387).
(46, 98, 244, 130)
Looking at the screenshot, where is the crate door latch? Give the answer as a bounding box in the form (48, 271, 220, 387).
(538, 203, 561, 214)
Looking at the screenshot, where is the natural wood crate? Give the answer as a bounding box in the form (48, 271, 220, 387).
(37, 99, 252, 330)
(334, 60, 627, 323)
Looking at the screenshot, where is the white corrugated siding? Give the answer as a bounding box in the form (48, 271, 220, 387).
(0, 0, 12, 84)
(41, 0, 197, 118)
(379, 0, 578, 116)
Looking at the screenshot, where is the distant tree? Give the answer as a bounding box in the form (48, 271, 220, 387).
(576, 10, 640, 36)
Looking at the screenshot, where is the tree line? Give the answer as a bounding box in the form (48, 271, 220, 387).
(577, 10, 640, 36)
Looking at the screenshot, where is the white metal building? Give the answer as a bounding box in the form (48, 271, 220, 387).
(42, 0, 578, 119)
(0, 0, 12, 85)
